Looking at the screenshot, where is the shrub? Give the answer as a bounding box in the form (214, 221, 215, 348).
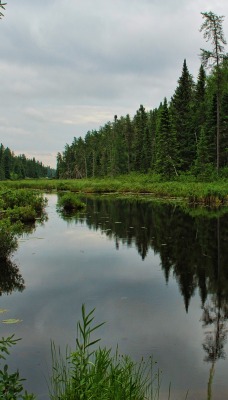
(57, 194, 86, 212)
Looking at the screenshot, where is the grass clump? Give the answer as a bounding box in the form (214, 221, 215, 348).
(49, 305, 161, 400)
(0, 189, 47, 260)
(57, 193, 86, 212)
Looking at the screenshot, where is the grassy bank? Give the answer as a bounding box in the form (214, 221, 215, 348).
(1, 174, 228, 205)
(0, 189, 47, 260)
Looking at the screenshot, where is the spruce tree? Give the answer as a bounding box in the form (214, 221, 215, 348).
(132, 105, 148, 172)
(155, 98, 179, 179)
(194, 65, 207, 134)
(171, 60, 195, 171)
(194, 127, 212, 178)
(123, 114, 134, 173)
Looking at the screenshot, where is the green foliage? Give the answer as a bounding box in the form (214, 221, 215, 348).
(0, 335, 35, 399)
(1, 189, 47, 214)
(0, 189, 47, 259)
(0, 1, 6, 19)
(0, 143, 55, 181)
(1, 176, 227, 206)
(49, 305, 161, 400)
(57, 193, 86, 212)
(155, 98, 179, 179)
(0, 220, 18, 259)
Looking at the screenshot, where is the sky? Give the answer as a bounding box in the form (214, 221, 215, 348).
(0, 0, 228, 168)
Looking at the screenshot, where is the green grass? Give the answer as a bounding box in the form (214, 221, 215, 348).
(49, 305, 165, 400)
(0, 189, 47, 260)
(1, 174, 227, 205)
(57, 193, 86, 212)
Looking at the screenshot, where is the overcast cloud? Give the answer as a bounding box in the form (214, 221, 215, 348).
(0, 0, 228, 167)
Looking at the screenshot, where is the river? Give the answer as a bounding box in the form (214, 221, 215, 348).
(1, 193, 228, 399)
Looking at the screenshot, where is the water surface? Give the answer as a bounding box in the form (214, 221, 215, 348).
(1, 194, 228, 400)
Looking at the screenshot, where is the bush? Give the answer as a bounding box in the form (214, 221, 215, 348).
(57, 194, 86, 212)
(5, 206, 37, 223)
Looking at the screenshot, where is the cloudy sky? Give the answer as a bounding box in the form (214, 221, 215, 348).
(0, 0, 228, 168)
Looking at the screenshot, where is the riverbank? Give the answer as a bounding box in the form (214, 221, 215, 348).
(1, 174, 228, 205)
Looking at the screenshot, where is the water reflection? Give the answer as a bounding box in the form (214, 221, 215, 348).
(0, 258, 25, 295)
(0, 216, 48, 296)
(56, 196, 228, 399)
(57, 196, 228, 312)
(0, 194, 227, 399)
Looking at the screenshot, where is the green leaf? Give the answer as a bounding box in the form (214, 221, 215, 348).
(2, 319, 22, 324)
(0, 309, 8, 314)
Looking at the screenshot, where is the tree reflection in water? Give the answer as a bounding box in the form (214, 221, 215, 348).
(0, 257, 25, 296)
(201, 217, 228, 399)
(57, 195, 228, 398)
(58, 196, 228, 311)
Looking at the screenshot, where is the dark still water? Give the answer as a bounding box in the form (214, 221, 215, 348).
(1, 194, 228, 400)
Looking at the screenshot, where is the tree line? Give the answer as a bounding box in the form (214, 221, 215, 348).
(0, 144, 55, 179)
(57, 12, 227, 180)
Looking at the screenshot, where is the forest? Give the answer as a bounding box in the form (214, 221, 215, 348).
(56, 12, 228, 182)
(0, 143, 55, 180)
(56, 58, 228, 181)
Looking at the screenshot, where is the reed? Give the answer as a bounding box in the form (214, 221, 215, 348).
(49, 305, 163, 400)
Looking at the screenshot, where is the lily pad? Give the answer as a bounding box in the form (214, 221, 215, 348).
(0, 309, 8, 314)
(2, 319, 22, 324)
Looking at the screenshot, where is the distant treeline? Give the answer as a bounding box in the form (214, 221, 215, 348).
(56, 59, 228, 180)
(0, 144, 56, 180)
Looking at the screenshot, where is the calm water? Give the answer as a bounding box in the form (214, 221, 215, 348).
(1, 194, 228, 400)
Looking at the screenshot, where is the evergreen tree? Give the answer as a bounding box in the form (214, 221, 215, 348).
(155, 98, 179, 178)
(171, 60, 196, 171)
(194, 65, 207, 139)
(148, 109, 158, 168)
(132, 105, 148, 171)
(200, 11, 227, 172)
(123, 114, 134, 173)
(0, 144, 5, 180)
(194, 127, 212, 177)
(4, 147, 12, 179)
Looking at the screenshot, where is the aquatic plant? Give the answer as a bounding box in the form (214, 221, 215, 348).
(49, 304, 162, 400)
(0, 335, 35, 399)
(1, 175, 227, 206)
